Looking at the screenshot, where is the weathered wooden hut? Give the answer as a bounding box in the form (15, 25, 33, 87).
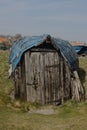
(9, 35, 84, 104)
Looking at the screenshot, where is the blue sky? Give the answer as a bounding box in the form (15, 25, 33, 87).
(0, 0, 87, 42)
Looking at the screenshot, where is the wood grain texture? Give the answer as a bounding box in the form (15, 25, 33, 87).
(13, 48, 84, 104)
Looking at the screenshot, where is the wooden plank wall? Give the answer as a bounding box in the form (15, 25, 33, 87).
(24, 50, 71, 104)
(25, 51, 44, 103)
(13, 48, 84, 104)
(14, 55, 26, 100)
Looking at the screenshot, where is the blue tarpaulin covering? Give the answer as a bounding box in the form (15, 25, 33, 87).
(9, 34, 78, 72)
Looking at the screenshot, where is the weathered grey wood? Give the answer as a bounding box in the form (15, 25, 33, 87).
(44, 53, 49, 104)
(28, 52, 37, 102)
(54, 52, 60, 104)
(14, 68, 19, 98)
(31, 48, 56, 52)
(43, 52, 60, 104)
(24, 51, 63, 104)
(25, 51, 31, 101)
(63, 61, 71, 100)
(38, 53, 44, 104)
(60, 56, 64, 104)
(25, 52, 44, 103)
(20, 56, 26, 100)
(13, 44, 85, 104)
(72, 71, 84, 101)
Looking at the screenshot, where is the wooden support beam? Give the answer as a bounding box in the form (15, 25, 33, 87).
(72, 70, 85, 101)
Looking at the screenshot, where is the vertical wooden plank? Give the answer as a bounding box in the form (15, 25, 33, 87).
(47, 53, 50, 103)
(44, 51, 60, 104)
(34, 52, 43, 103)
(25, 52, 45, 103)
(21, 55, 26, 100)
(44, 52, 49, 104)
(29, 52, 36, 102)
(53, 52, 59, 104)
(25, 51, 31, 101)
(56, 52, 60, 102)
(64, 61, 71, 100)
(41, 53, 45, 104)
(60, 56, 64, 104)
(72, 71, 84, 101)
(29, 52, 37, 102)
(14, 68, 19, 98)
(38, 53, 43, 103)
(51, 53, 54, 103)
(20, 60, 27, 100)
(18, 65, 22, 98)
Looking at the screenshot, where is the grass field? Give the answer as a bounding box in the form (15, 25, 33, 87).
(0, 50, 87, 130)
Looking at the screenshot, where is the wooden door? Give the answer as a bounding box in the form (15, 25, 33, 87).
(25, 50, 60, 104)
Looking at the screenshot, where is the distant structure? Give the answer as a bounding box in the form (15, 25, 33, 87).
(0, 34, 22, 50)
(9, 35, 84, 104)
(0, 36, 11, 50)
(70, 41, 87, 56)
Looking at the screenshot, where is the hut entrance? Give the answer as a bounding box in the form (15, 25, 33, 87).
(25, 49, 61, 104)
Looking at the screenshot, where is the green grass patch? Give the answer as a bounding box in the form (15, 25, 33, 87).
(0, 50, 13, 105)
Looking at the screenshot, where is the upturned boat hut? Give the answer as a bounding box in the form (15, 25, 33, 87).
(9, 35, 84, 104)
